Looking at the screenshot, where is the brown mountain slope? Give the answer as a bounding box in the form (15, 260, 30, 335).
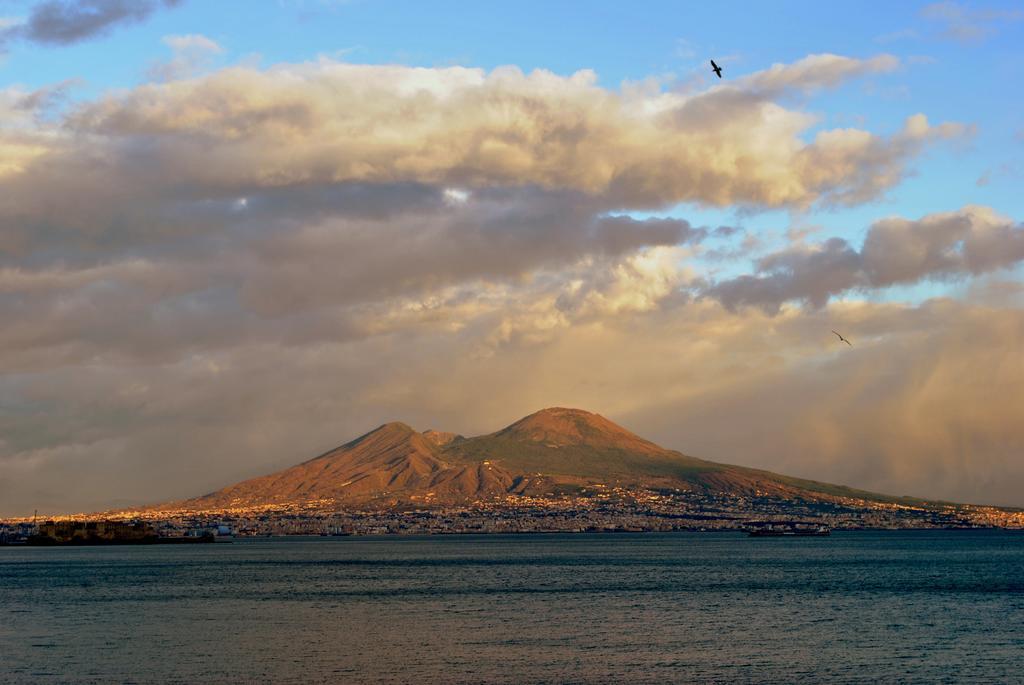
(172, 421, 519, 510)
(166, 407, 936, 511)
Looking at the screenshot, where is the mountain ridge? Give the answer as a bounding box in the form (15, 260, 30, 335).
(160, 407, 954, 513)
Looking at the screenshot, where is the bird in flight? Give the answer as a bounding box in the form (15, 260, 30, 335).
(710, 59, 723, 79)
(832, 330, 852, 346)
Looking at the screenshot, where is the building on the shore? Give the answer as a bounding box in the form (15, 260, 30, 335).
(33, 520, 157, 544)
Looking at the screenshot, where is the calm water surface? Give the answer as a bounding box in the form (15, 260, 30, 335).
(1, 530, 1023, 684)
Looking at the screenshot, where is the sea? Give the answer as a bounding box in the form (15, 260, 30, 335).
(1, 530, 1022, 684)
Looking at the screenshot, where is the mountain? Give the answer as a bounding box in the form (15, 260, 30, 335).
(167, 407, 933, 512)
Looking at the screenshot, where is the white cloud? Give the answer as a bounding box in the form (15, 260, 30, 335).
(1, 0, 183, 48)
(46, 55, 950, 211)
(442, 187, 469, 205)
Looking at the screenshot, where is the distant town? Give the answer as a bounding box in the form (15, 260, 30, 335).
(4, 487, 1022, 543)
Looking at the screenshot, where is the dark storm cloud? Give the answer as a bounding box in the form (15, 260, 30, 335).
(2, 0, 181, 47)
(0, 182, 701, 369)
(709, 238, 863, 312)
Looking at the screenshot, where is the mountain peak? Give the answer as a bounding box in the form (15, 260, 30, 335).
(495, 407, 650, 449)
(520, 407, 605, 424)
(309, 420, 425, 463)
(349, 420, 416, 442)
(531, 407, 600, 419)
(374, 421, 417, 435)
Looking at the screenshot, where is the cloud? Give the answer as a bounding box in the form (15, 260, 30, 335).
(0, 54, 959, 282)
(41, 55, 953, 213)
(236, 190, 702, 320)
(147, 33, 224, 82)
(797, 113, 970, 206)
(6, 79, 80, 116)
(0, 199, 1021, 516)
(976, 162, 1019, 187)
(863, 206, 1024, 284)
(0, 85, 71, 177)
(1, 0, 182, 47)
(0, 53, 1014, 516)
(616, 299, 1024, 509)
(738, 53, 899, 94)
(707, 205, 1024, 312)
(0, 240, 700, 513)
(3, 293, 1024, 515)
(0, 182, 706, 373)
(708, 237, 862, 311)
(921, 2, 1024, 43)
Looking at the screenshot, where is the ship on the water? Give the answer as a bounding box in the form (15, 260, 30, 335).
(746, 522, 831, 537)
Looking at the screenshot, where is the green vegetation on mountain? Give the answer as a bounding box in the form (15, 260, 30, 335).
(443, 408, 720, 482)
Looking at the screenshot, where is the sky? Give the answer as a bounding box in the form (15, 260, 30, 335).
(1, 0, 1022, 515)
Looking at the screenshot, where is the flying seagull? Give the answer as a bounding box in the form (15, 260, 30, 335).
(710, 59, 723, 79)
(831, 330, 852, 346)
